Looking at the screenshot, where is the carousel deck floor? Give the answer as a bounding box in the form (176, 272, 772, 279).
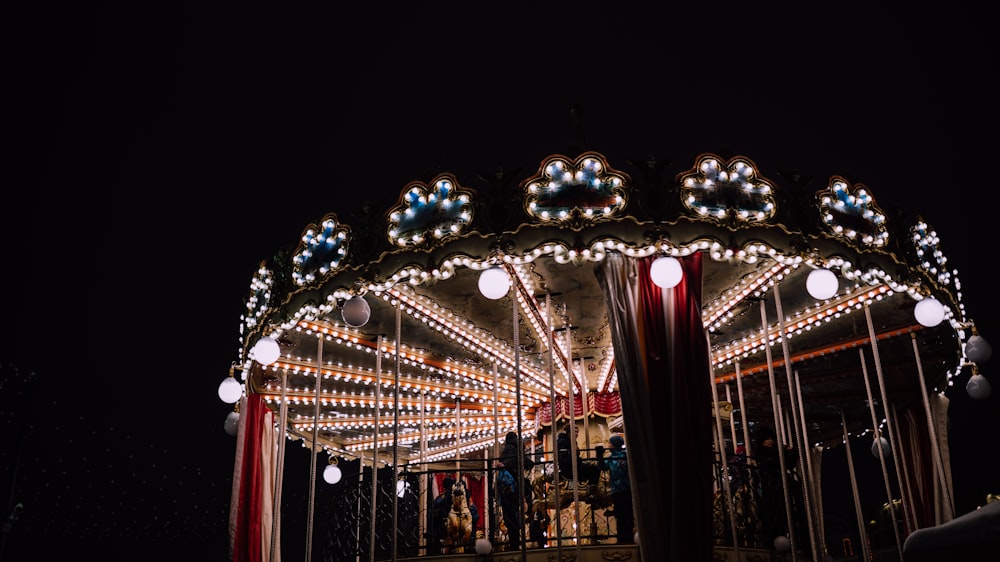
(401, 544, 778, 562)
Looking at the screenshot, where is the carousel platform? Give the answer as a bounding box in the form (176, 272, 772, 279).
(401, 544, 776, 562)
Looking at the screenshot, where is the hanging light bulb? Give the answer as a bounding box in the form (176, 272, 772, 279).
(965, 332, 992, 364)
(252, 335, 281, 366)
(774, 535, 790, 552)
(913, 297, 945, 327)
(478, 266, 510, 299)
(870, 436, 890, 459)
(474, 537, 492, 554)
(323, 458, 343, 484)
(218, 376, 243, 404)
(806, 267, 838, 300)
(650, 256, 683, 288)
(342, 295, 371, 328)
(224, 410, 240, 436)
(966, 369, 992, 400)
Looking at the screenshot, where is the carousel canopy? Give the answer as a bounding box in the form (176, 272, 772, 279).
(234, 150, 975, 465)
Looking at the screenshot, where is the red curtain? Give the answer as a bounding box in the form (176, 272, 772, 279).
(596, 252, 714, 561)
(433, 472, 486, 531)
(534, 391, 622, 426)
(231, 393, 271, 562)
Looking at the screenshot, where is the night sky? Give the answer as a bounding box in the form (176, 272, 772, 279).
(5, 2, 998, 561)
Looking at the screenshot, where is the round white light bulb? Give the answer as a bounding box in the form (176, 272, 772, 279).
(218, 377, 243, 403)
(806, 268, 838, 300)
(224, 411, 240, 436)
(965, 334, 992, 364)
(913, 297, 945, 327)
(650, 256, 683, 289)
(252, 336, 281, 366)
(966, 373, 992, 400)
(478, 266, 510, 300)
(323, 463, 343, 484)
(870, 436, 890, 459)
(342, 295, 371, 328)
(474, 538, 492, 554)
(774, 535, 790, 552)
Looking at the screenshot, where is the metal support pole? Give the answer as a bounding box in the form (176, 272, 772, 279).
(759, 299, 798, 562)
(862, 304, 910, 560)
(840, 411, 872, 562)
(772, 283, 818, 562)
(735, 361, 751, 458)
(269, 370, 289, 562)
(908, 333, 955, 521)
(369, 335, 383, 562)
(305, 336, 324, 561)
(708, 331, 741, 554)
(545, 293, 564, 559)
(392, 305, 401, 561)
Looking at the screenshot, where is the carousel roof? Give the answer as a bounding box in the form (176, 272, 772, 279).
(234, 150, 977, 465)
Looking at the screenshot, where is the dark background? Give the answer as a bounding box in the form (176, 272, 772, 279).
(5, 2, 997, 560)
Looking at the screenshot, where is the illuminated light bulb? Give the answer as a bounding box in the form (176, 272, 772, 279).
(806, 268, 838, 300)
(650, 256, 683, 288)
(478, 266, 510, 299)
(253, 336, 281, 366)
(323, 462, 343, 484)
(218, 376, 243, 404)
(913, 297, 945, 327)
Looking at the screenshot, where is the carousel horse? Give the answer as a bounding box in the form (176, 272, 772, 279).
(529, 467, 612, 515)
(445, 479, 473, 553)
(524, 468, 613, 545)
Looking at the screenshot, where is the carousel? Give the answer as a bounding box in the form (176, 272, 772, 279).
(221, 149, 991, 562)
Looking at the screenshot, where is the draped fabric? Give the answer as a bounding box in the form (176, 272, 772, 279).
(595, 252, 715, 561)
(929, 394, 954, 522)
(229, 397, 248, 560)
(534, 391, 622, 426)
(897, 394, 953, 528)
(807, 445, 825, 550)
(230, 393, 279, 562)
(258, 416, 277, 562)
